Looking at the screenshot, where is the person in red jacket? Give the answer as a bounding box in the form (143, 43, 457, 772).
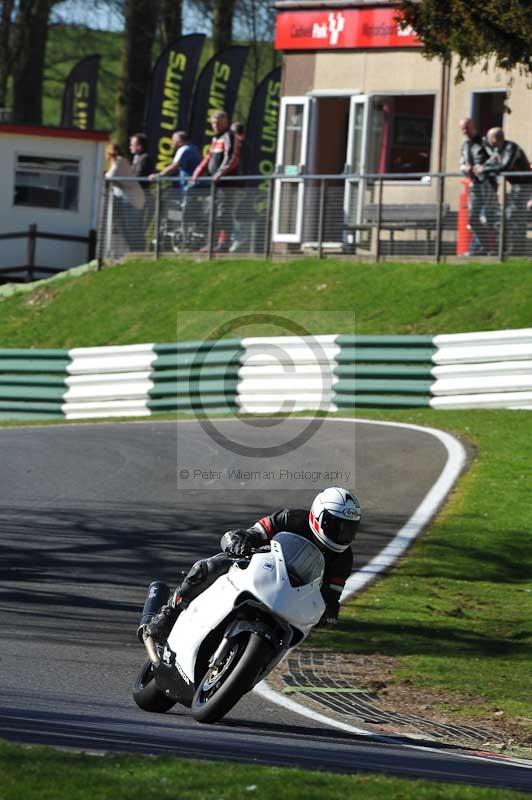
(192, 110, 240, 251)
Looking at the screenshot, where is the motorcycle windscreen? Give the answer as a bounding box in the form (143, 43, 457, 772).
(272, 532, 324, 586)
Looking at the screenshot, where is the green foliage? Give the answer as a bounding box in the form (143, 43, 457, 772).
(399, 0, 532, 81)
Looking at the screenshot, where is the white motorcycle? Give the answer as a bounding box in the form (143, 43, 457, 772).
(133, 532, 325, 724)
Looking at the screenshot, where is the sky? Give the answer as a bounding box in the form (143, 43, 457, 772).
(53, 1, 209, 34)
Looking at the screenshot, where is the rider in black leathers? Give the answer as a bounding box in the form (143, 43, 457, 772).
(140, 488, 362, 643)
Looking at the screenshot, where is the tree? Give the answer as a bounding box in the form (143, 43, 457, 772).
(0, 0, 14, 107)
(399, 0, 532, 81)
(195, 0, 238, 53)
(12, 0, 57, 123)
(159, 0, 182, 47)
(212, 0, 237, 52)
(115, 0, 159, 149)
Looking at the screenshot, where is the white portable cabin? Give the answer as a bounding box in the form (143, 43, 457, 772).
(0, 124, 108, 281)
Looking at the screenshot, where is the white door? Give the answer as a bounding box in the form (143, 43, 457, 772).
(273, 97, 311, 243)
(344, 95, 369, 237)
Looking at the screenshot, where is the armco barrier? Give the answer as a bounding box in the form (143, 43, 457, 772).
(430, 328, 532, 409)
(0, 328, 531, 421)
(148, 340, 244, 415)
(238, 335, 339, 413)
(63, 344, 156, 419)
(0, 348, 70, 420)
(333, 336, 435, 409)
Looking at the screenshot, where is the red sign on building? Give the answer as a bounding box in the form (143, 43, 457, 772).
(275, 7, 419, 51)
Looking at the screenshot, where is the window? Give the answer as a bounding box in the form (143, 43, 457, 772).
(366, 94, 435, 177)
(471, 91, 506, 135)
(14, 155, 80, 210)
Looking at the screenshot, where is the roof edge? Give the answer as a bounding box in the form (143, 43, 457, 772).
(0, 124, 109, 142)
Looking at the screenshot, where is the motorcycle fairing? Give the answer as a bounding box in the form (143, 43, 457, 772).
(167, 533, 325, 683)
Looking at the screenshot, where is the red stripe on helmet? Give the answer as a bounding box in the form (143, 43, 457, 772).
(309, 510, 321, 535)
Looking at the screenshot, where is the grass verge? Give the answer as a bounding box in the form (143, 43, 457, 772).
(308, 408, 531, 748)
(1, 258, 531, 347)
(0, 740, 527, 800)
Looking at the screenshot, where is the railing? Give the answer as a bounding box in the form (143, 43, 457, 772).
(0, 224, 97, 283)
(99, 170, 532, 264)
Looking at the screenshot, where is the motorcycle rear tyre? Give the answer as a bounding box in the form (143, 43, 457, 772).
(133, 659, 177, 713)
(191, 632, 272, 724)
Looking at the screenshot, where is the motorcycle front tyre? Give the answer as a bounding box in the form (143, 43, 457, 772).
(191, 632, 273, 724)
(133, 660, 177, 713)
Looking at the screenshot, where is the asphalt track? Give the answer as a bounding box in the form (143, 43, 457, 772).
(0, 418, 530, 792)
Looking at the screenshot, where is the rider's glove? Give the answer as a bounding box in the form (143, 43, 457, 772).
(221, 529, 256, 557)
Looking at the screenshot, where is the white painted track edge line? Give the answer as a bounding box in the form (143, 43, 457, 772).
(338, 417, 467, 601)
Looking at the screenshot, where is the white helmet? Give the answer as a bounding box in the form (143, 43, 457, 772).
(309, 487, 361, 552)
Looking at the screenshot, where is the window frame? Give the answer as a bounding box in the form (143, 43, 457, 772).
(365, 90, 437, 184)
(13, 151, 82, 213)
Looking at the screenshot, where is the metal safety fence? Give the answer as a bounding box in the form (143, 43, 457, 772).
(99, 171, 532, 263)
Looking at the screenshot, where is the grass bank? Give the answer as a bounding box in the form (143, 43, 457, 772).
(1, 258, 531, 347)
(311, 408, 532, 747)
(0, 740, 526, 800)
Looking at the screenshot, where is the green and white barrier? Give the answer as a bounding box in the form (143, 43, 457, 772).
(0, 348, 70, 420)
(238, 335, 339, 414)
(333, 335, 435, 409)
(147, 340, 244, 415)
(0, 328, 530, 420)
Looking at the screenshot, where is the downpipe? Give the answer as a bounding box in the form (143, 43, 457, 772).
(143, 632, 160, 666)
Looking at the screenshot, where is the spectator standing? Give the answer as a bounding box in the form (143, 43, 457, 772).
(459, 117, 498, 256)
(105, 142, 145, 251)
(148, 130, 201, 190)
(129, 133, 154, 235)
(192, 110, 240, 251)
(129, 133, 153, 181)
(475, 128, 531, 255)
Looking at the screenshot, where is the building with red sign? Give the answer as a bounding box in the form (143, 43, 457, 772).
(271, 0, 531, 248)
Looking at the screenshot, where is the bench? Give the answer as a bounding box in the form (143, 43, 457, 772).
(345, 202, 451, 255)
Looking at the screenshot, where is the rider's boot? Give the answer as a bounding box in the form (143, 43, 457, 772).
(138, 592, 187, 643)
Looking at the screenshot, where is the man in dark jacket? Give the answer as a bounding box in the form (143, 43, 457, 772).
(141, 487, 362, 643)
(459, 117, 497, 255)
(474, 128, 531, 255)
(129, 133, 153, 181)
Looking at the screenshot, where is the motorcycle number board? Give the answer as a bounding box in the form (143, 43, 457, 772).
(275, 8, 420, 50)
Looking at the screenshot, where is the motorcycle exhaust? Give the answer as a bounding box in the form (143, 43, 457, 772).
(139, 581, 170, 666)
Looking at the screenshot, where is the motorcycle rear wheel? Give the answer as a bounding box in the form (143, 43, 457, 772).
(133, 660, 177, 713)
(191, 633, 272, 724)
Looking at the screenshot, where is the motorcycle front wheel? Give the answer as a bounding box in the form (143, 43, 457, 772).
(133, 660, 177, 713)
(191, 633, 273, 724)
